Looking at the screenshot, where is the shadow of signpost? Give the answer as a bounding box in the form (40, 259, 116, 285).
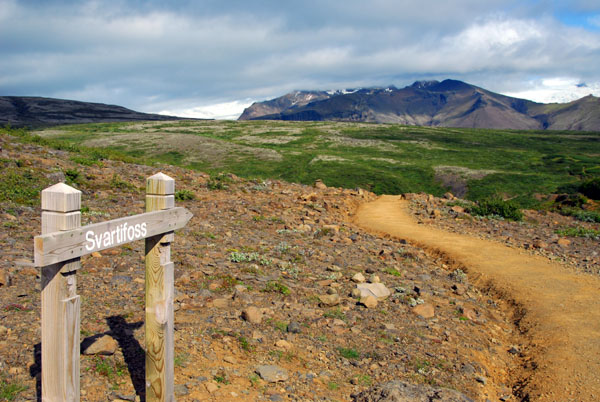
(31, 316, 147, 401)
(29, 343, 41, 402)
(106, 315, 146, 400)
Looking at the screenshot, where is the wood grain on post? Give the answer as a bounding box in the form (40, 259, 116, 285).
(41, 183, 81, 402)
(145, 173, 175, 401)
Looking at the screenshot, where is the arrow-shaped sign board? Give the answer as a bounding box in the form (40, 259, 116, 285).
(34, 207, 193, 267)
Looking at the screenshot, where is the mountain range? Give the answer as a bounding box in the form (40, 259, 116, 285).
(239, 79, 600, 131)
(0, 96, 180, 127)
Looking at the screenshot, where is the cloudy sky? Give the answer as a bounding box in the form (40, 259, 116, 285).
(1, 0, 600, 119)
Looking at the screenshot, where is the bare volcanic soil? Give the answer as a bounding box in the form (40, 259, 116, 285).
(0, 133, 561, 401)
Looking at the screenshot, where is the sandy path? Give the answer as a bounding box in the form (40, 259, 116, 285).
(354, 195, 600, 401)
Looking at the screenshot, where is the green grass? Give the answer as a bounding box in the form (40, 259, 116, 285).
(0, 377, 27, 401)
(384, 267, 402, 277)
(556, 227, 600, 239)
(262, 281, 290, 296)
(323, 307, 346, 321)
(337, 347, 360, 360)
(5, 121, 600, 206)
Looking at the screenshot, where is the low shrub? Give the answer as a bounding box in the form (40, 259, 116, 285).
(470, 196, 523, 221)
(558, 207, 600, 223)
(0, 169, 48, 206)
(557, 177, 600, 200)
(175, 189, 195, 201)
(579, 178, 600, 200)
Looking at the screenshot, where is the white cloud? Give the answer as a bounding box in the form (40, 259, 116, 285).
(589, 14, 600, 27)
(451, 18, 543, 51)
(503, 77, 600, 103)
(1, 1, 600, 112)
(158, 99, 255, 120)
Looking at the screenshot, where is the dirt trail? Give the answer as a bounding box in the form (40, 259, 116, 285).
(354, 195, 600, 401)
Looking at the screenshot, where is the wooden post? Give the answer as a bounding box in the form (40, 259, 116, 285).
(145, 173, 175, 401)
(41, 183, 81, 402)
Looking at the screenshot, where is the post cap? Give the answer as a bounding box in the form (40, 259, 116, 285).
(41, 183, 81, 212)
(147, 172, 175, 195)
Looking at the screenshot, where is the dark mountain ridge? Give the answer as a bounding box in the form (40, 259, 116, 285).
(239, 79, 600, 131)
(0, 96, 182, 127)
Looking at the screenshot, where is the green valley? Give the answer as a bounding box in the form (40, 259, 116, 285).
(24, 120, 600, 206)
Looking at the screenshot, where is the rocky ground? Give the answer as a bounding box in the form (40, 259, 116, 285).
(406, 194, 599, 276)
(1, 133, 582, 401)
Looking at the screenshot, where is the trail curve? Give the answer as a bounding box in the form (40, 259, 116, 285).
(354, 195, 600, 401)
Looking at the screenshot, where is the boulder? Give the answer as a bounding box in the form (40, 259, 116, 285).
(356, 283, 391, 300)
(242, 306, 263, 324)
(412, 303, 435, 319)
(256, 365, 289, 382)
(83, 335, 118, 355)
(319, 293, 341, 307)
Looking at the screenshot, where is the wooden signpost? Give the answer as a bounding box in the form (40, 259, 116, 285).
(34, 172, 192, 402)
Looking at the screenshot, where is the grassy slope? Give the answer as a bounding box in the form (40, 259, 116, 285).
(22, 120, 600, 206)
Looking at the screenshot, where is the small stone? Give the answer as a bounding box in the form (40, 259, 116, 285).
(451, 205, 465, 214)
(0, 271, 11, 287)
(256, 365, 289, 382)
(443, 192, 455, 200)
(557, 238, 571, 247)
(351, 288, 362, 298)
(223, 355, 237, 364)
(352, 273, 366, 283)
(475, 376, 487, 385)
(110, 392, 136, 401)
(319, 293, 340, 307)
(234, 284, 247, 292)
(242, 306, 263, 324)
(212, 298, 230, 308)
(174, 384, 189, 396)
(287, 321, 301, 333)
(205, 382, 219, 393)
(323, 224, 339, 234)
(368, 275, 380, 284)
(452, 284, 467, 295)
(46, 171, 66, 183)
(83, 335, 118, 355)
(460, 306, 478, 321)
(314, 179, 327, 189)
(275, 340, 292, 350)
(360, 296, 378, 308)
(412, 303, 435, 319)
